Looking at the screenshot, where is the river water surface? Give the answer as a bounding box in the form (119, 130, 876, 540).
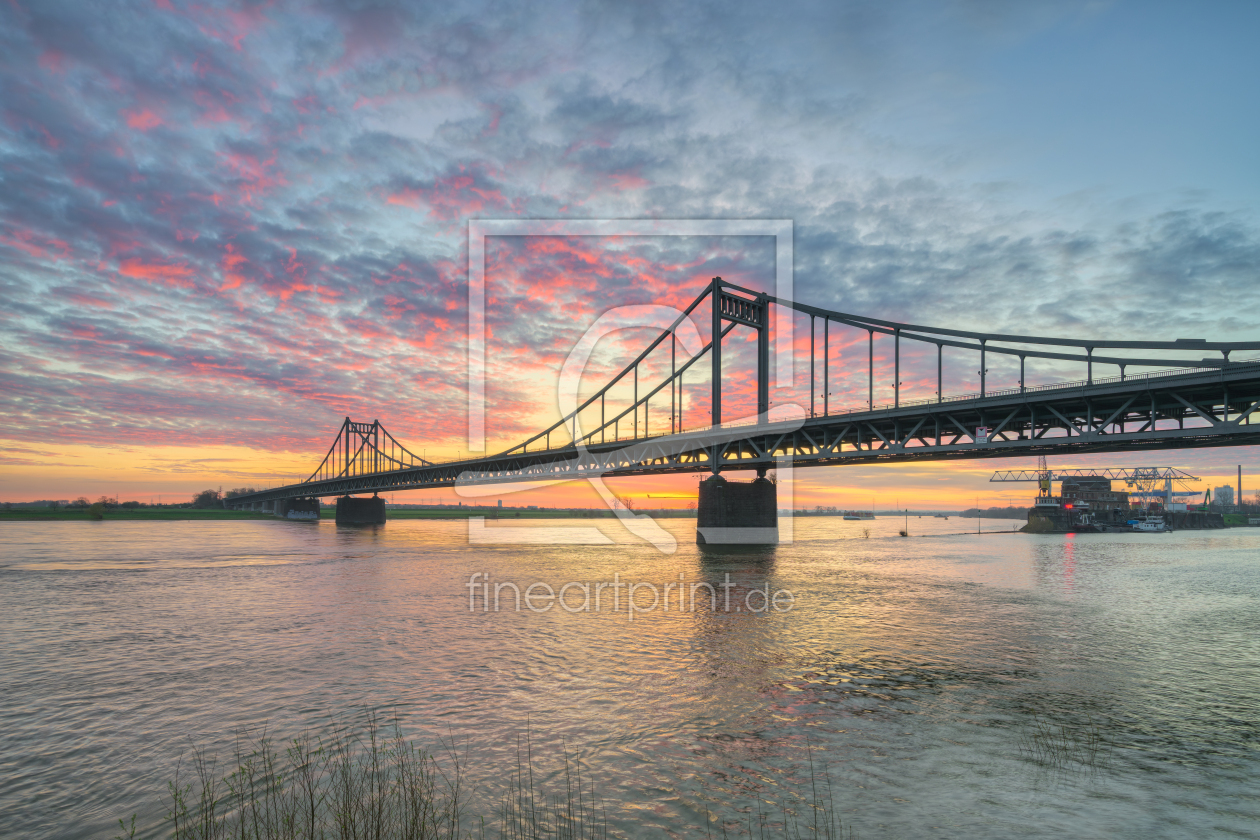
(2, 516, 1258, 838)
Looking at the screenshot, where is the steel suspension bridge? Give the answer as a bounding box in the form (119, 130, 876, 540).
(227, 277, 1260, 512)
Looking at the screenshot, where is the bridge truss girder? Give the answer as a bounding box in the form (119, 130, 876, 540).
(227, 362, 1260, 507)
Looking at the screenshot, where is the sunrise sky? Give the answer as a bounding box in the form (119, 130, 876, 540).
(2, 0, 1258, 509)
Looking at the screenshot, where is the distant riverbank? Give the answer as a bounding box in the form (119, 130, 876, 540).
(0, 509, 277, 522)
(388, 507, 696, 519)
(8, 508, 1251, 527)
(0, 507, 696, 522)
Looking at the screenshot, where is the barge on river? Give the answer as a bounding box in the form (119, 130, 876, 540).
(1021, 476, 1224, 533)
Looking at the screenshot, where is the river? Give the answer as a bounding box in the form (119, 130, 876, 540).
(2, 516, 1258, 838)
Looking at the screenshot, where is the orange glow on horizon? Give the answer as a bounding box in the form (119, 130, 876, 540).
(11, 434, 1250, 511)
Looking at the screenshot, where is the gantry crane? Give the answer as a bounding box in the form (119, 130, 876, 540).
(991, 465, 1200, 510)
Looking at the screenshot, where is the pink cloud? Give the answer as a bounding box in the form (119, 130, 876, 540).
(61, 290, 115, 310)
(218, 148, 285, 204)
(219, 243, 248, 290)
(386, 172, 510, 220)
(38, 50, 66, 74)
(1, 229, 70, 261)
(608, 171, 650, 191)
(190, 3, 272, 52)
(124, 108, 163, 130)
(119, 258, 195, 287)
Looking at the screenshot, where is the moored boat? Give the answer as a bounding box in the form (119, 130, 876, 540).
(1130, 516, 1168, 533)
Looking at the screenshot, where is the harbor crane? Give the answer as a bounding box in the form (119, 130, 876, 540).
(990, 465, 1200, 509)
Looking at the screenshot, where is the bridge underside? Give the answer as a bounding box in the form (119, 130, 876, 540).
(226, 364, 1260, 508)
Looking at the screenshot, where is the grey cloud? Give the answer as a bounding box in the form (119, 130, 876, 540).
(1, 0, 1256, 467)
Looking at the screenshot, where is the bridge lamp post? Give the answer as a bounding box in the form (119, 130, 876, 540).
(809, 314, 816, 418)
(980, 339, 987, 398)
(866, 329, 872, 412)
(894, 328, 900, 408)
(937, 343, 943, 404)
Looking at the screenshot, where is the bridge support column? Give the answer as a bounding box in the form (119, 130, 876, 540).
(696, 473, 778, 545)
(277, 497, 321, 520)
(335, 494, 386, 525)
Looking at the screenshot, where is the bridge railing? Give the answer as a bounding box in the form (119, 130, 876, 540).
(279, 356, 1260, 491)
(546, 356, 1260, 447)
(813, 356, 1260, 418)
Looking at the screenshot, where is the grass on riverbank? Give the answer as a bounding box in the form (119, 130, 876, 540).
(0, 508, 277, 521)
(118, 711, 851, 840)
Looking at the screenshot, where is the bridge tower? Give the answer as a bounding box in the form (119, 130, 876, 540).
(698, 277, 779, 545)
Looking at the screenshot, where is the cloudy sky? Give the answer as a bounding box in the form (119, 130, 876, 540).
(2, 0, 1258, 507)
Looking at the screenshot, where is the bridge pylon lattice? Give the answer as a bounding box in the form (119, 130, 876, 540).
(306, 417, 433, 485)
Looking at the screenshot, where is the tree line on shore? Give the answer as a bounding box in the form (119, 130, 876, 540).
(3, 487, 262, 515)
(189, 487, 259, 508)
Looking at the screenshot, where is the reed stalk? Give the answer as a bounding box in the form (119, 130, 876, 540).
(119, 712, 851, 840)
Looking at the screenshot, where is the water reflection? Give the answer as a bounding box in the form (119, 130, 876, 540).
(1062, 533, 1077, 591)
(1, 519, 1258, 839)
(695, 543, 779, 610)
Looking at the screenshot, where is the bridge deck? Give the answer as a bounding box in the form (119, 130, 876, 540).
(228, 361, 1260, 507)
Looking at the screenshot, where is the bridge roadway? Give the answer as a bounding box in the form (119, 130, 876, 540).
(228, 360, 1260, 509)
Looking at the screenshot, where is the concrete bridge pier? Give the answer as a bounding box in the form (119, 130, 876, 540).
(335, 494, 386, 525)
(696, 469, 778, 545)
(276, 497, 321, 520)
